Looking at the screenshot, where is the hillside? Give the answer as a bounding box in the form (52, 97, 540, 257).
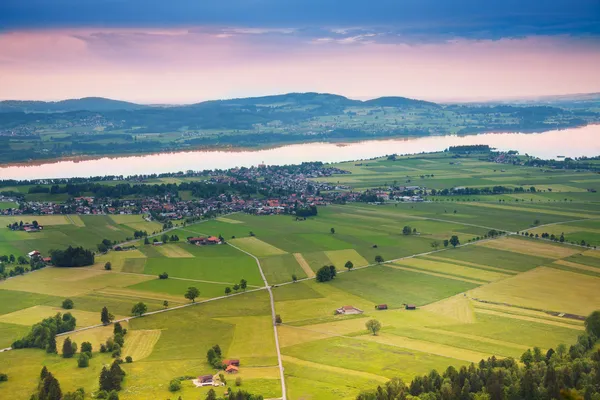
(0, 92, 598, 164)
(0, 97, 147, 113)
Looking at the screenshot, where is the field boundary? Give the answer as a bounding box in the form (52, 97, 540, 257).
(293, 253, 316, 278)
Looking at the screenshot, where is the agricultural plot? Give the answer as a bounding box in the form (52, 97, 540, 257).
(394, 258, 509, 282)
(143, 247, 263, 285)
(0, 305, 119, 328)
(477, 236, 580, 259)
(468, 266, 600, 316)
(0, 267, 153, 297)
(229, 236, 287, 257)
(153, 244, 194, 258)
(260, 254, 308, 284)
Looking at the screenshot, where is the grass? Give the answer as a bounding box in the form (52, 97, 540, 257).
(477, 236, 581, 259)
(434, 245, 551, 272)
(0, 290, 63, 315)
(0, 349, 117, 400)
(468, 266, 600, 316)
(284, 357, 386, 400)
(330, 266, 479, 308)
(229, 236, 287, 256)
(325, 249, 368, 270)
(438, 313, 580, 350)
(395, 258, 509, 282)
(127, 278, 236, 300)
(0, 322, 30, 348)
(260, 254, 308, 285)
(0, 267, 153, 297)
(122, 329, 162, 361)
(143, 246, 263, 286)
(0, 305, 119, 328)
(282, 336, 466, 381)
(0, 201, 18, 210)
(154, 244, 194, 258)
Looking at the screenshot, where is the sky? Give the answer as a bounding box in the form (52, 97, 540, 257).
(0, 0, 599, 103)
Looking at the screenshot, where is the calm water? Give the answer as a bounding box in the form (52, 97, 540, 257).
(1, 125, 599, 180)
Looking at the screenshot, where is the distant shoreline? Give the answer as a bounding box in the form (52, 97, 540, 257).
(0, 122, 594, 171)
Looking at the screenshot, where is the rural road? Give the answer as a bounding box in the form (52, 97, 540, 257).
(228, 242, 288, 400)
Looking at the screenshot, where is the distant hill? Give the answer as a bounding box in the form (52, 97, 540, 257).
(195, 92, 361, 108)
(363, 96, 440, 108)
(0, 97, 147, 113)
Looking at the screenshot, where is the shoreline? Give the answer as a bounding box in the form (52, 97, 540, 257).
(0, 123, 596, 170)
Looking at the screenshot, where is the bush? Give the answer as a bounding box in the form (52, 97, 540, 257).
(0, 373, 7, 382)
(158, 272, 169, 279)
(77, 352, 90, 368)
(81, 341, 92, 357)
(125, 356, 133, 363)
(235, 376, 242, 386)
(62, 298, 74, 309)
(169, 379, 182, 392)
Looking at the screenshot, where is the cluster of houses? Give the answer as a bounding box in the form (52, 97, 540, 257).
(27, 250, 51, 264)
(187, 236, 222, 245)
(194, 359, 241, 388)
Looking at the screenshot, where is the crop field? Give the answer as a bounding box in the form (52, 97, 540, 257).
(1, 153, 600, 399)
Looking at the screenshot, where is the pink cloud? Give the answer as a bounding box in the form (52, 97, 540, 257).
(0, 28, 599, 103)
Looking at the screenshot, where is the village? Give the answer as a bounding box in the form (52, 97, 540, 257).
(0, 162, 425, 220)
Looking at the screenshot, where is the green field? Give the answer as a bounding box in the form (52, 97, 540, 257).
(1, 151, 600, 399)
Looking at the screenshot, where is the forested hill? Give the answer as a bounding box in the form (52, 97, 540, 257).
(0, 93, 438, 113)
(0, 97, 147, 113)
(0, 92, 598, 163)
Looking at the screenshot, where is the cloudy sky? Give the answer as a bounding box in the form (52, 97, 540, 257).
(1, 0, 599, 103)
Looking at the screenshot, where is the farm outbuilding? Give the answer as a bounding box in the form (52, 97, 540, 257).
(375, 304, 388, 310)
(405, 304, 416, 310)
(336, 305, 363, 315)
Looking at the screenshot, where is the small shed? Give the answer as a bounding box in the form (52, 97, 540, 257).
(405, 304, 416, 310)
(375, 304, 388, 310)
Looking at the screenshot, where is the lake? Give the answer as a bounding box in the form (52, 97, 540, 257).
(1, 124, 599, 180)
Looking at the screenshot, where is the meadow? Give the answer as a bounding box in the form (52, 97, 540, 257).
(1, 152, 600, 399)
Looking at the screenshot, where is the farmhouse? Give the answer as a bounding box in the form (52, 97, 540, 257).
(375, 304, 388, 310)
(225, 365, 239, 374)
(335, 305, 363, 315)
(194, 375, 215, 387)
(187, 236, 221, 245)
(223, 359, 240, 367)
(23, 224, 43, 232)
(27, 250, 41, 258)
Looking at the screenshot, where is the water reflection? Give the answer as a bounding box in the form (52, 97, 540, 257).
(1, 125, 599, 180)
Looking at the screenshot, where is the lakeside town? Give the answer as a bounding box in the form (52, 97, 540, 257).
(0, 162, 427, 222)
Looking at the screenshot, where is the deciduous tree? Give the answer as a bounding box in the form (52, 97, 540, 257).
(365, 319, 382, 336)
(184, 287, 200, 303)
(345, 261, 353, 271)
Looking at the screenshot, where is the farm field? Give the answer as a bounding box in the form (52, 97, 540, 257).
(1, 152, 600, 399)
